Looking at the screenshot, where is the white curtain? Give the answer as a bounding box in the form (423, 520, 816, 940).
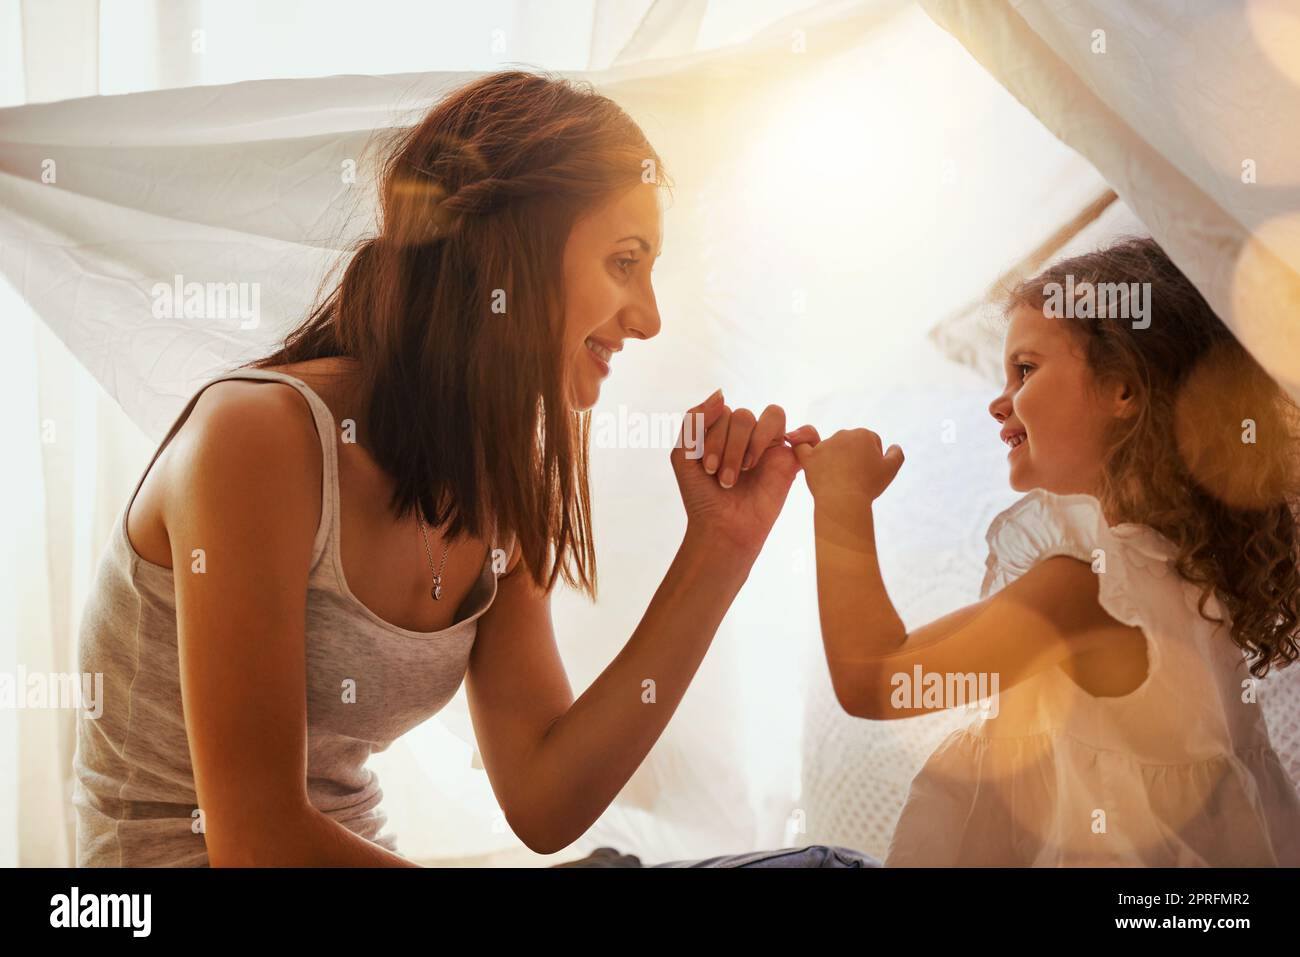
(3, 0, 1297, 867)
(0, 0, 162, 870)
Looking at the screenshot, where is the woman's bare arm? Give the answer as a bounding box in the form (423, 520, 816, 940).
(464, 392, 803, 855)
(165, 382, 418, 866)
(465, 527, 755, 855)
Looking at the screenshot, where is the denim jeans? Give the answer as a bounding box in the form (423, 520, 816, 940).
(554, 845, 881, 868)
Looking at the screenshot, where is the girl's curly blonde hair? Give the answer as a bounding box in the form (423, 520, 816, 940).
(1007, 237, 1300, 678)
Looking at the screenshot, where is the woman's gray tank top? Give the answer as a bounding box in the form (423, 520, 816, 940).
(73, 368, 510, 866)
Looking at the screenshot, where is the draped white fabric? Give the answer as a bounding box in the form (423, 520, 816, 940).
(2, 0, 1297, 866)
(920, 0, 1300, 406)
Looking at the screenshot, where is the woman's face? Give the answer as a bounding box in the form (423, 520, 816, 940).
(561, 183, 664, 411)
(988, 304, 1132, 495)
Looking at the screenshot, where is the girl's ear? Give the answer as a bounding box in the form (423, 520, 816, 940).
(1111, 379, 1140, 419)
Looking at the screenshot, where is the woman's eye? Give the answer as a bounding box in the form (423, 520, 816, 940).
(614, 256, 638, 274)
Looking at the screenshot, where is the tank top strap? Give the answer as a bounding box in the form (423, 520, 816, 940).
(219, 367, 339, 570)
(135, 366, 340, 571)
(150, 367, 521, 591)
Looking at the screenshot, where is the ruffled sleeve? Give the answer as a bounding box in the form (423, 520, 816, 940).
(886, 489, 1300, 866)
(978, 489, 1180, 637)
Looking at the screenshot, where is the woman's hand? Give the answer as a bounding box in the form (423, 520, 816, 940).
(671, 389, 807, 558)
(789, 425, 904, 506)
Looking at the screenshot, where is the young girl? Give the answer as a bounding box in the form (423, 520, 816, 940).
(791, 237, 1300, 866)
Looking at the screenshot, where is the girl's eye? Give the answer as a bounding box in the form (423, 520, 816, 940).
(1016, 363, 1035, 380)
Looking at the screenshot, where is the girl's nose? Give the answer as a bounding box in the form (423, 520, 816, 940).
(988, 391, 1010, 422)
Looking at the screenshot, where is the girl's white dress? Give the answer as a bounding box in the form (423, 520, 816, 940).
(885, 489, 1300, 866)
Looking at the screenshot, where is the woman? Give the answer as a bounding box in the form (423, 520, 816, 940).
(72, 71, 813, 866)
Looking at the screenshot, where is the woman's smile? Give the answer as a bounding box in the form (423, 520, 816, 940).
(584, 336, 616, 376)
(560, 182, 663, 410)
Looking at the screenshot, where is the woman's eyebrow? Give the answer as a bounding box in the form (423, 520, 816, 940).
(615, 235, 660, 256)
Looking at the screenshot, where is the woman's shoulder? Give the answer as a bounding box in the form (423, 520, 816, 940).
(167, 374, 323, 507)
(126, 372, 328, 570)
(177, 374, 326, 468)
(163, 379, 326, 569)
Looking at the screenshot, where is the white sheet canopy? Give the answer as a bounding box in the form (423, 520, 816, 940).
(922, 0, 1300, 403)
(3, 0, 1298, 864)
(4, 0, 1298, 434)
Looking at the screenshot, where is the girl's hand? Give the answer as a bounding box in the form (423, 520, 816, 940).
(788, 425, 904, 505)
(671, 390, 809, 558)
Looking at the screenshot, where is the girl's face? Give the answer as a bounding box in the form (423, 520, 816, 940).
(988, 304, 1133, 495)
(561, 183, 664, 411)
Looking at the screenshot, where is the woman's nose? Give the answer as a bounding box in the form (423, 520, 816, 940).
(625, 282, 662, 341)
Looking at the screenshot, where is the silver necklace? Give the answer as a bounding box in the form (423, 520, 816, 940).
(416, 511, 451, 601)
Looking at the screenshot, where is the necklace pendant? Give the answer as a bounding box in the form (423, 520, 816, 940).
(432, 575, 442, 601)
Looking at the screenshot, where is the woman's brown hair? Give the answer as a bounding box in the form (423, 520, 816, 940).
(1006, 237, 1300, 677)
(249, 70, 668, 598)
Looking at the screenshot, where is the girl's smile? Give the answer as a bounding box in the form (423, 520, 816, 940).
(989, 305, 1132, 496)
